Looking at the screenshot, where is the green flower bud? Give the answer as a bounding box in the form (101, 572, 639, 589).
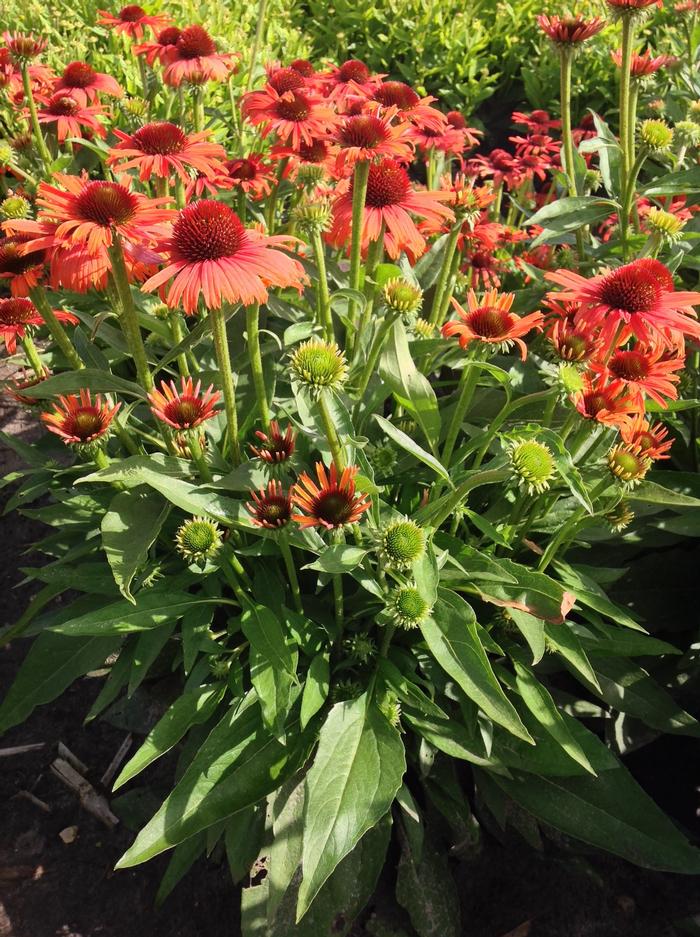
(382, 277, 423, 319)
(508, 438, 556, 495)
(605, 500, 635, 532)
(639, 119, 674, 153)
(646, 207, 686, 242)
(292, 195, 333, 233)
(290, 339, 348, 395)
(380, 518, 425, 570)
(389, 585, 432, 629)
(674, 119, 700, 147)
(606, 444, 650, 487)
(175, 516, 222, 562)
(0, 195, 30, 219)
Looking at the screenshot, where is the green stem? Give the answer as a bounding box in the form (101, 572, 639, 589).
(618, 14, 636, 250)
(29, 286, 83, 371)
(169, 313, 190, 377)
(318, 390, 345, 472)
(246, 303, 270, 432)
(428, 468, 510, 531)
(352, 224, 384, 365)
(93, 448, 110, 471)
(428, 222, 461, 326)
(441, 357, 481, 469)
(346, 159, 371, 353)
(355, 311, 399, 401)
(264, 157, 289, 233)
(208, 305, 241, 465)
(246, 0, 268, 91)
(138, 56, 151, 117)
(311, 227, 333, 342)
(332, 528, 345, 634)
(559, 48, 585, 259)
(537, 477, 610, 572)
(20, 63, 51, 172)
(279, 534, 303, 613)
(193, 85, 205, 133)
(21, 334, 44, 377)
(107, 236, 153, 391)
(188, 430, 212, 482)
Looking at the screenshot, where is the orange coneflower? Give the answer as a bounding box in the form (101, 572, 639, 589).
(317, 59, 383, 109)
(142, 200, 306, 314)
(537, 14, 605, 45)
(547, 259, 700, 348)
(41, 390, 120, 445)
(442, 289, 544, 360)
(332, 109, 413, 172)
(133, 26, 182, 66)
(4, 368, 51, 406)
(28, 173, 173, 254)
(266, 65, 308, 94)
(249, 420, 296, 463)
(371, 81, 447, 132)
(53, 61, 122, 105)
(242, 84, 337, 150)
(225, 155, 276, 200)
(162, 25, 236, 87)
(36, 93, 106, 143)
(570, 374, 637, 428)
(620, 413, 673, 460)
(246, 480, 293, 529)
(591, 341, 684, 408)
(97, 6, 171, 41)
(291, 462, 371, 530)
(611, 48, 678, 77)
(327, 157, 454, 260)
(2, 32, 46, 63)
(0, 234, 45, 296)
(147, 377, 221, 430)
(108, 122, 227, 183)
(0, 296, 76, 354)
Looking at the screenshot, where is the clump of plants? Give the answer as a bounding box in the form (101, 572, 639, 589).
(1, 2, 700, 934)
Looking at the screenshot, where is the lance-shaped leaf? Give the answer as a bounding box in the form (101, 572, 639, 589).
(101, 489, 170, 602)
(420, 590, 532, 743)
(297, 695, 405, 919)
(241, 604, 298, 736)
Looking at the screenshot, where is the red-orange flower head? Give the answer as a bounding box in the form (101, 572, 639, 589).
(3, 32, 47, 63)
(0, 234, 45, 296)
(4, 369, 52, 406)
(41, 389, 120, 447)
(267, 65, 307, 94)
(333, 109, 413, 171)
(54, 61, 123, 105)
(133, 26, 182, 65)
(290, 58, 315, 77)
(443, 289, 544, 360)
(292, 462, 371, 531)
(147, 376, 221, 430)
(162, 25, 236, 86)
(249, 420, 296, 464)
(108, 121, 227, 183)
(0, 296, 76, 354)
(611, 48, 678, 77)
(570, 374, 637, 428)
(246, 480, 293, 529)
(620, 413, 673, 460)
(605, 0, 662, 16)
(142, 200, 306, 314)
(97, 6, 171, 40)
(546, 258, 700, 348)
(242, 84, 337, 150)
(34, 172, 173, 254)
(537, 14, 605, 46)
(592, 340, 683, 408)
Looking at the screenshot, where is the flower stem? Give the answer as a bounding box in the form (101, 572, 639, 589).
(618, 14, 636, 250)
(29, 286, 84, 371)
(559, 47, 585, 259)
(318, 390, 345, 472)
(20, 63, 51, 173)
(355, 311, 398, 401)
(310, 228, 333, 342)
(245, 302, 270, 432)
(332, 527, 344, 633)
(169, 313, 190, 377)
(264, 157, 289, 233)
(188, 430, 212, 482)
(21, 334, 44, 377)
(192, 85, 205, 133)
(352, 224, 384, 365)
(441, 357, 481, 469)
(429, 222, 462, 326)
(246, 0, 268, 92)
(207, 305, 241, 465)
(107, 235, 153, 392)
(279, 533, 303, 613)
(346, 159, 370, 353)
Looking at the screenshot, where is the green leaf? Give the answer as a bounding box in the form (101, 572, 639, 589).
(113, 684, 225, 790)
(513, 659, 596, 775)
(485, 765, 700, 874)
(300, 651, 330, 729)
(379, 319, 440, 449)
(241, 605, 298, 736)
(374, 414, 449, 482)
(17, 368, 147, 400)
(396, 828, 460, 937)
(627, 480, 700, 508)
(553, 562, 642, 631)
(101, 490, 170, 602)
(402, 707, 500, 769)
(304, 544, 368, 573)
(0, 632, 119, 733)
(297, 695, 405, 919)
(528, 197, 618, 245)
(419, 590, 532, 743)
(642, 167, 700, 196)
(155, 834, 206, 907)
(49, 590, 214, 635)
(117, 700, 311, 867)
(546, 623, 601, 692)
